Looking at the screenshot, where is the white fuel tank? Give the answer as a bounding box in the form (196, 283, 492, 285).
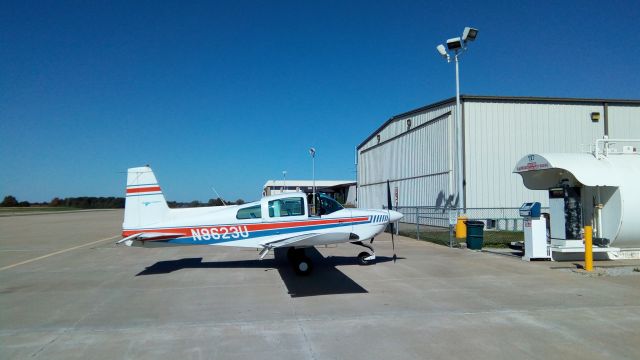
(514, 150, 640, 248)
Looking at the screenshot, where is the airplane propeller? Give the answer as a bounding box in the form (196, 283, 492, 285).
(386, 180, 397, 262)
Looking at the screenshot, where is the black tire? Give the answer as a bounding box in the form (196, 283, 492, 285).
(357, 251, 372, 266)
(293, 256, 313, 276)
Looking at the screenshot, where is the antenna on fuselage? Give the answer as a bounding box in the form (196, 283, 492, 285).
(211, 186, 228, 206)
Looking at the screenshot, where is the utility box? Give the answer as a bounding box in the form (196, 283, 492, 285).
(519, 202, 541, 218)
(520, 202, 550, 261)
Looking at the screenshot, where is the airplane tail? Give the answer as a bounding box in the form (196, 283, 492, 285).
(123, 166, 170, 229)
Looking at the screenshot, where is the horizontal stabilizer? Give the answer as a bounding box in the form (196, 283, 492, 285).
(118, 232, 183, 246)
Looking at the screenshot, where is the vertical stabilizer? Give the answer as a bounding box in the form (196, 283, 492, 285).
(123, 166, 169, 229)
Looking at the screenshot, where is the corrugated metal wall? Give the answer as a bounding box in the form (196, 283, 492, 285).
(358, 99, 640, 210)
(358, 102, 457, 209)
(608, 105, 640, 138)
(464, 100, 607, 207)
(358, 103, 456, 151)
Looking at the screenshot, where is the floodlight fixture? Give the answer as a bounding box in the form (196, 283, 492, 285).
(446, 37, 462, 51)
(436, 44, 448, 58)
(462, 27, 478, 42)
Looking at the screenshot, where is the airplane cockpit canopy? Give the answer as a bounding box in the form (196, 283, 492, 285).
(319, 194, 343, 215)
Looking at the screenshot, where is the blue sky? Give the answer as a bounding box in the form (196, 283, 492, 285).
(1, 0, 639, 202)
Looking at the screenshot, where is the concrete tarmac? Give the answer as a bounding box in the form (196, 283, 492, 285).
(1, 210, 639, 359)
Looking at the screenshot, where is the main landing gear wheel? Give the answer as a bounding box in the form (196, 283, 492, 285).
(357, 252, 373, 265)
(288, 248, 313, 276)
(294, 256, 313, 276)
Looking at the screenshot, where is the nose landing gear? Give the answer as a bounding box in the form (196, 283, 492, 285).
(351, 240, 375, 265)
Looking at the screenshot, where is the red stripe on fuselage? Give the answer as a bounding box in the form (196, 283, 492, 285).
(126, 186, 161, 194)
(121, 216, 370, 237)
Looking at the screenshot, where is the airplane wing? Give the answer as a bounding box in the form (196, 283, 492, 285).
(117, 232, 184, 246)
(263, 232, 352, 249)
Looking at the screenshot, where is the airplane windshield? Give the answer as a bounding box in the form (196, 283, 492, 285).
(319, 195, 344, 215)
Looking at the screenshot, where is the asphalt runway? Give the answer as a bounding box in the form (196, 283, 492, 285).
(1, 210, 639, 359)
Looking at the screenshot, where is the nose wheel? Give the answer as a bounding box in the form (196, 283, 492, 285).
(287, 247, 313, 276)
(352, 241, 376, 265)
(357, 252, 374, 265)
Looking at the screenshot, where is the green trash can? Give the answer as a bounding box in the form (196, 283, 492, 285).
(465, 220, 484, 250)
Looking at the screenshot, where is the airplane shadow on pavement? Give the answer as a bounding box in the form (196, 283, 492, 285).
(136, 247, 402, 298)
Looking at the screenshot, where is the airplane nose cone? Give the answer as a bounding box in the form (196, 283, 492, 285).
(389, 210, 403, 222)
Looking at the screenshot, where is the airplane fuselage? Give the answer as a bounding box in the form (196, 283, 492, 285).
(122, 207, 391, 248)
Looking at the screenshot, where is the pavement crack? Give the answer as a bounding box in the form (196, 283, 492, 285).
(295, 318, 317, 360)
(282, 276, 318, 360)
(30, 336, 58, 358)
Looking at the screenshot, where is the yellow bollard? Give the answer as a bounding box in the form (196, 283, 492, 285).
(456, 215, 467, 239)
(584, 225, 593, 272)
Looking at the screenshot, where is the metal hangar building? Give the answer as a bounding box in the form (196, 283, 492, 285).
(263, 180, 356, 205)
(356, 95, 640, 209)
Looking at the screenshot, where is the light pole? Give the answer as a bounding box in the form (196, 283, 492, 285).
(436, 26, 478, 212)
(282, 170, 287, 193)
(309, 147, 316, 214)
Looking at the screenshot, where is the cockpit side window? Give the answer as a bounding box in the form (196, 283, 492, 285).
(268, 197, 305, 217)
(236, 204, 262, 219)
(319, 195, 344, 215)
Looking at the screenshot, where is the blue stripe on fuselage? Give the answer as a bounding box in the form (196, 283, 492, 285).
(162, 219, 371, 245)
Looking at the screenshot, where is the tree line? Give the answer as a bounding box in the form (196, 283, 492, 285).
(168, 197, 246, 208)
(1, 195, 246, 209)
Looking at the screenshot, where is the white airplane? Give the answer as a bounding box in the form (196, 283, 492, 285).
(119, 166, 403, 275)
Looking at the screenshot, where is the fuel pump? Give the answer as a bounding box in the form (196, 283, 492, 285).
(520, 202, 550, 260)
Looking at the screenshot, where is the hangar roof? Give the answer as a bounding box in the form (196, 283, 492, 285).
(263, 180, 355, 189)
(357, 95, 640, 150)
